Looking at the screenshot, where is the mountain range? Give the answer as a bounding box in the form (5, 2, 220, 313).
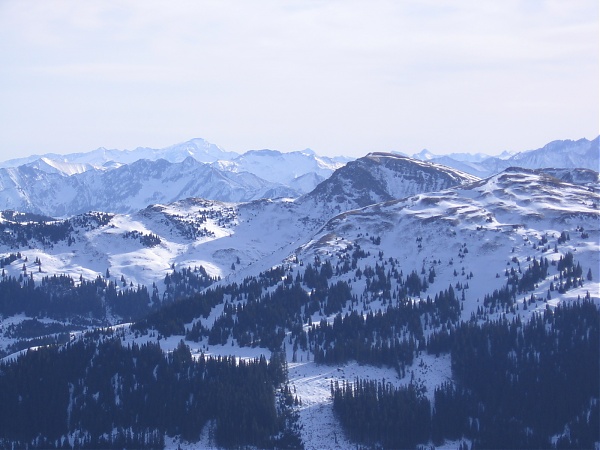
(0, 157, 301, 216)
(0, 139, 351, 216)
(0, 138, 237, 168)
(407, 136, 600, 177)
(0, 136, 597, 217)
(0, 136, 598, 449)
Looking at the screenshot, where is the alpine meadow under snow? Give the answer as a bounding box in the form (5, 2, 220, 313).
(0, 137, 598, 449)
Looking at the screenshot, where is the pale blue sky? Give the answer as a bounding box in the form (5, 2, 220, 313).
(0, 0, 597, 159)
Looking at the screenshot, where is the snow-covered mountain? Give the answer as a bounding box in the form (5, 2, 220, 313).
(214, 148, 348, 191)
(413, 137, 600, 177)
(302, 152, 478, 216)
(410, 149, 500, 163)
(0, 139, 351, 193)
(402, 148, 517, 179)
(23, 157, 98, 176)
(0, 157, 299, 216)
(313, 168, 599, 251)
(507, 136, 599, 170)
(0, 138, 239, 170)
(0, 140, 353, 208)
(296, 167, 599, 322)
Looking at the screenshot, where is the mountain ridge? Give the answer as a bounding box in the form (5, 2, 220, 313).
(302, 152, 478, 215)
(411, 136, 600, 177)
(0, 137, 239, 168)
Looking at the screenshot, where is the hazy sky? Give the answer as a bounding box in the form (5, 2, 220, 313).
(0, 0, 598, 160)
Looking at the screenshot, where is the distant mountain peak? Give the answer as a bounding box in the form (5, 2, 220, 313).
(413, 149, 435, 160)
(497, 150, 516, 160)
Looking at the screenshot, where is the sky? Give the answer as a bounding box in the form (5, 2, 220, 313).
(0, 0, 598, 160)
